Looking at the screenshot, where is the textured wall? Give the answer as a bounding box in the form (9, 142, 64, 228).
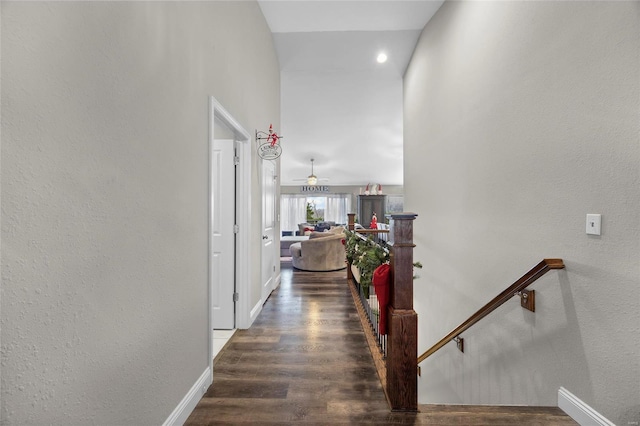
(404, 1, 639, 424)
(1, 2, 279, 425)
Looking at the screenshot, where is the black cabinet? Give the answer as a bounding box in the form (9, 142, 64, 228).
(358, 195, 386, 228)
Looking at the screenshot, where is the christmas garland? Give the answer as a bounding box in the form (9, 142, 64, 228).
(345, 229, 389, 292)
(345, 229, 423, 293)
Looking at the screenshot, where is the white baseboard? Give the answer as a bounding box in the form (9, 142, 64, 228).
(249, 299, 262, 326)
(558, 387, 614, 426)
(163, 367, 212, 426)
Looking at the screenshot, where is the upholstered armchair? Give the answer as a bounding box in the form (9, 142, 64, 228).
(289, 229, 346, 272)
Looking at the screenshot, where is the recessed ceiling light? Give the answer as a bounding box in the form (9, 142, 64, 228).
(376, 53, 388, 64)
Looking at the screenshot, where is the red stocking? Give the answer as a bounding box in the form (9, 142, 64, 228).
(372, 264, 391, 335)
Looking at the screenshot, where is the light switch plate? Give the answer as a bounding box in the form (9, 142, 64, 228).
(586, 214, 601, 235)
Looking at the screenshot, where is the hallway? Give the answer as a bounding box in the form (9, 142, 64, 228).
(185, 263, 576, 425)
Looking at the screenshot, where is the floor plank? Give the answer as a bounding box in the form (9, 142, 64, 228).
(185, 264, 577, 425)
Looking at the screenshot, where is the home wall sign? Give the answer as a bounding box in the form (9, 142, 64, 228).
(301, 185, 330, 193)
(256, 124, 282, 160)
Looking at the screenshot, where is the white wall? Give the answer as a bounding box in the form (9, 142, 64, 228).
(1, 2, 279, 425)
(404, 1, 639, 424)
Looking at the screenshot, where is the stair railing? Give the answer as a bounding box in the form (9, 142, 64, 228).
(417, 258, 565, 365)
(348, 230, 389, 357)
(347, 212, 419, 411)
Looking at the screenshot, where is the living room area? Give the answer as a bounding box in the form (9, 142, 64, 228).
(279, 184, 404, 271)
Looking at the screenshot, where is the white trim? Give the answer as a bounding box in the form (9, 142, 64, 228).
(558, 387, 614, 426)
(208, 97, 253, 382)
(250, 299, 263, 324)
(162, 367, 212, 426)
(275, 272, 281, 289)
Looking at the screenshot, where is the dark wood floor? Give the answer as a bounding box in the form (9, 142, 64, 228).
(185, 262, 576, 425)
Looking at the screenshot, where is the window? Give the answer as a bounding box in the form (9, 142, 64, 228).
(280, 194, 351, 235)
(306, 196, 325, 221)
(387, 195, 404, 213)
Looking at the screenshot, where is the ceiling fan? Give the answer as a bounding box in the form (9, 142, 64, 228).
(293, 158, 329, 185)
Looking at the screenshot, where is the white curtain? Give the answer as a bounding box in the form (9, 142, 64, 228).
(325, 194, 350, 224)
(281, 194, 351, 234)
(280, 195, 307, 234)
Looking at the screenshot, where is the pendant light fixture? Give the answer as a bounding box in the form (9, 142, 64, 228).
(307, 158, 318, 186)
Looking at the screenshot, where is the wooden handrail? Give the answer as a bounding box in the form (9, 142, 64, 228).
(355, 228, 390, 234)
(417, 258, 565, 364)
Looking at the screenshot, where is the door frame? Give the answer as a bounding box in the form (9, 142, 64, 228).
(208, 97, 251, 375)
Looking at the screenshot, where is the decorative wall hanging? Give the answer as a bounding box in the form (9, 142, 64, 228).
(300, 185, 330, 193)
(256, 124, 283, 160)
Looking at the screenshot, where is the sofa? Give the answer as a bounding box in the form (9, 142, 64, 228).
(313, 221, 336, 232)
(297, 223, 316, 236)
(289, 227, 346, 271)
(296, 221, 337, 235)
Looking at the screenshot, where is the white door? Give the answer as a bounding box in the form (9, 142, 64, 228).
(211, 139, 235, 329)
(261, 159, 276, 302)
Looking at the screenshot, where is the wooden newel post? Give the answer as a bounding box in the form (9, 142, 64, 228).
(346, 213, 356, 280)
(387, 213, 418, 411)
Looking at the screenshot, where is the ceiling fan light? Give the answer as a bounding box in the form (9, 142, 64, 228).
(307, 175, 318, 185)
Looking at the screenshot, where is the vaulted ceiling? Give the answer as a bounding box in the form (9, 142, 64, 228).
(258, 1, 444, 186)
